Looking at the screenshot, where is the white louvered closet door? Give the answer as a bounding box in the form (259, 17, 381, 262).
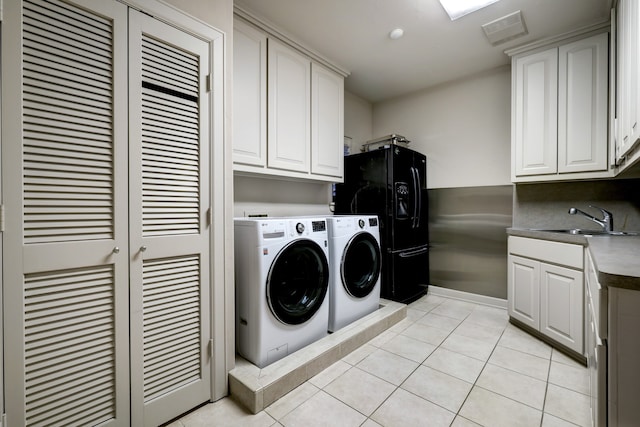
(128, 10, 211, 426)
(3, 0, 130, 425)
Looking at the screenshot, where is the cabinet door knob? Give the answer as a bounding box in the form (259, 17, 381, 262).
(140, 246, 147, 252)
(112, 247, 120, 254)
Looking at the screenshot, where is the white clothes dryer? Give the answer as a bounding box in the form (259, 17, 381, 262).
(326, 215, 382, 332)
(234, 217, 330, 368)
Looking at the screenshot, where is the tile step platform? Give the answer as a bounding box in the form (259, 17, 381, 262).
(228, 299, 407, 414)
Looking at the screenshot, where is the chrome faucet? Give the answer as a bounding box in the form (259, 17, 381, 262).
(568, 205, 613, 232)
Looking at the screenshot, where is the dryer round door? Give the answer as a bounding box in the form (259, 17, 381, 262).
(267, 239, 329, 325)
(341, 232, 381, 298)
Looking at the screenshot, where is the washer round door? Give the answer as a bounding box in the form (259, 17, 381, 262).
(267, 239, 329, 325)
(341, 232, 381, 298)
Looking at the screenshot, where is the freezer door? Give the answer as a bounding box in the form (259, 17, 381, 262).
(382, 244, 429, 303)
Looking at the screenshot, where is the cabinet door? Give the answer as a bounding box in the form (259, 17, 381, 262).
(558, 33, 608, 173)
(268, 38, 311, 173)
(617, 0, 640, 162)
(540, 263, 583, 353)
(3, 0, 130, 425)
(508, 255, 540, 329)
(233, 19, 267, 166)
(513, 47, 558, 176)
(608, 287, 640, 426)
(311, 63, 344, 178)
(128, 11, 211, 426)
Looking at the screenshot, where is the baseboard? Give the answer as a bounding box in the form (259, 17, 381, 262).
(428, 285, 507, 309)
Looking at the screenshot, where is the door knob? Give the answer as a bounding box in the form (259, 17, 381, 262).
(112, 247, 120, 254)
(140, 246, 147, 252)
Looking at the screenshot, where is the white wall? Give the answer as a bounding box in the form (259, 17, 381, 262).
(233, 176, 332, 217)
(372, 65, 512, 189)
(344, 91, 373, 154)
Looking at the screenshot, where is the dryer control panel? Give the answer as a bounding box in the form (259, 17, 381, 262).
(311, 220, 326, 233)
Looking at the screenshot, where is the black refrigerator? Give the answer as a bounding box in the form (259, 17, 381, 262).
(334, 144, 429, 303)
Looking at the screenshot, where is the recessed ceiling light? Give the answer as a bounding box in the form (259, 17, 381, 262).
(389, 28, 404, 40)
(439, 0, 501, 21)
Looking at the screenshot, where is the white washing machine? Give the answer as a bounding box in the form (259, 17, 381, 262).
(326, 215, 382, 332)
(234, 217, 330, 368)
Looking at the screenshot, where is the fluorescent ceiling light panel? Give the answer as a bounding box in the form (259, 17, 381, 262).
(439, 0, 501, 20)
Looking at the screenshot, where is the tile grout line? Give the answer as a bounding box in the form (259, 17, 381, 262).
(450, 316, 505, 427)
(356, 300, 493, 425)
(262, 296, 587, 427)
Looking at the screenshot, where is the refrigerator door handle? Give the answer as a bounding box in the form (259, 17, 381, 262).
(411, 167, 419, 228)
(398, 245, 429, 257)
(415, 167, 422, 228)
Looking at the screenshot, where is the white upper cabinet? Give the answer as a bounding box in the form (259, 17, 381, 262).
(510, 30, 611, 182)
(616, 0, 640, 170)
(513, 47, 558, 177)
(232, 13, 348, 182)
(233, 19, 267, 167)
(267, 38, 311, 173)
(311, 63, 344, 177)
(558, 34, 609, 173)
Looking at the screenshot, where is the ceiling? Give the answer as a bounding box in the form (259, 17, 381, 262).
(234, 0, 612, 103)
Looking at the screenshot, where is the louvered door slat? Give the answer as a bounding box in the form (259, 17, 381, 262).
(141, 86, 200, 236)
(143, 90, 199, 115)
(24, 264, 116, 426)
(144, 323, 199, 349)
(142, 136, 199, 151)
(142, 255, 201, 402)
(28, 385, 114, 427)
(142, 37, 199, 97)
(24, 100, 112, 128)
(24, 81, 112, 109)
(23, 0, 116, 244)
(23, 0, 112, 40)
(26, 90, 112, 117)
(142, 102, 199, 126)
(28, 362, 111, 400)
(144, 316, 200, 344)
(141, 123, 198, 141)
(28, 339, 113, 378)
(25, 144, 113, 164)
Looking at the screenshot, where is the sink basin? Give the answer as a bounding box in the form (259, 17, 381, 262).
(534, 228, 639, 236)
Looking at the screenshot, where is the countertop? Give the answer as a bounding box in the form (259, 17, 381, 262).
(507, 228, 640, 291)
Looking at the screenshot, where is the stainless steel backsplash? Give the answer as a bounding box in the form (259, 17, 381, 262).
(428, 185, 513, 299)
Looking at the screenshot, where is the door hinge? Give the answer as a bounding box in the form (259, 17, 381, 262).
(0, 204, 5, 232)
(206, 74, 212, 92)
(2, 412, 7, 427)
(209, 339, 214, 358)
(207, 207, 212, 227)
(0, 0, 4, 22)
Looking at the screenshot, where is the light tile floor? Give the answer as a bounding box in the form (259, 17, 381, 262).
(169, 294, 591, 427)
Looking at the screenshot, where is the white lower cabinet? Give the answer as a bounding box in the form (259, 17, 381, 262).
(508, 236, 584, 354)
